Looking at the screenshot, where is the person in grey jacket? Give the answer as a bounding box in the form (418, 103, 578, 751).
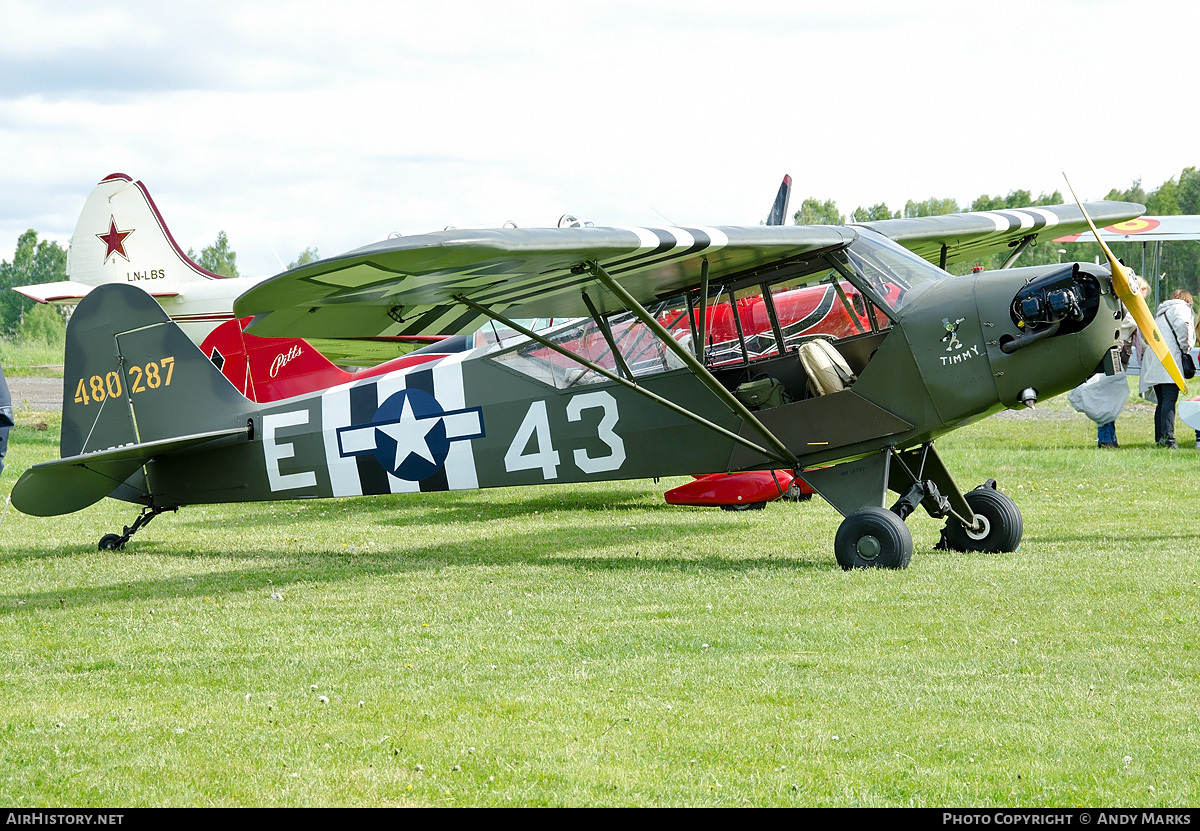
(1138, 289, 1195, 449)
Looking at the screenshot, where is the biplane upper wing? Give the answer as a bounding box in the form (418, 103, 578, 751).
(860, 200, 1145, 268)
(236, 225, 852, 339)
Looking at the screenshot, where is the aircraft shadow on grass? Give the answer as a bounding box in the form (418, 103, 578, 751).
(0, 520, 831, 615)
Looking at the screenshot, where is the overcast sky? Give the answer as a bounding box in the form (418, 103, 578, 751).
(2, 0, 1197, 277)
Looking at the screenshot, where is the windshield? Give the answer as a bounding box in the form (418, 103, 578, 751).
(837, 228, 947, 312)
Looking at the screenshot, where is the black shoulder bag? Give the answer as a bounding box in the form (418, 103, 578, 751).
(1168, 317, 1196, 380)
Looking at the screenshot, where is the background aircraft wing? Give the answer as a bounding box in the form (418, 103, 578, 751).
(860, 200, 1145, 269)
(236, 225, 852, 339)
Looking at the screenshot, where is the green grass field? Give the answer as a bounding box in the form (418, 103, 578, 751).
(1, 387, 1198, 807)
(0, 337, 65, 377)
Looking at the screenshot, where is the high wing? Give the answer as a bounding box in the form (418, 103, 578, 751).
(860, 200, 1145, 269)
(236, 225, 851, 339)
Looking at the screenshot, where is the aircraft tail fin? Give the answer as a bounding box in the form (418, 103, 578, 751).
(766, 174, 792, 226)
(12, 283, 254, 516)
(22, 173, 228, 306)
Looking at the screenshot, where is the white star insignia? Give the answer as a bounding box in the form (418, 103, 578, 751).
(374, 396, 440, 471)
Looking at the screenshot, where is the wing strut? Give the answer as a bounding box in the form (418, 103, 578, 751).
(695, 258, 710, 362)
(452, 295, 790, 465)
(1001, 234, 1037, 269)
(579, 289, 634, 380)
(585, 261, 801, 468)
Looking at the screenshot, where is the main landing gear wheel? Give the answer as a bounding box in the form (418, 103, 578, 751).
(939, 487, 1023, 553)
(834, 507, 913, 570)
(720, 501, 767, 512)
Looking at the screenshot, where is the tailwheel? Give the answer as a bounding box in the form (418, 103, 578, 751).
(96, 505, 177, 552)
(834, 506, 913, 570)
(938, 485, 1023, 553)
(720, 501, 767, 512)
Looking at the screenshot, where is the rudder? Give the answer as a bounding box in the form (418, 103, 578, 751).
(68, 173, 224, 289)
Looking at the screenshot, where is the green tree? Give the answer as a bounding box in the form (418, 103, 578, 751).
(187, 231, 239, 277)
(970, 194, 1004, 212)
(0, 230, 68, 336)
(851, 203, 899, 222)
(1105, 179, 1148, 206)
(17, 301, 66, 344)
(1003, 189, 1032, 209)
(1031, 190, 1063, 207)
(971, 190, 1061, 213)
(1146, 178, 1180, 215)
(792, 198, 844, 225)
(1176, 167, 1200, 214)
(903, 197, 959, 218)
(288, 247, 320, 270)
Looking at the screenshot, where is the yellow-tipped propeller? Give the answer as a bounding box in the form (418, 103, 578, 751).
(1064, 174, 1186, 391)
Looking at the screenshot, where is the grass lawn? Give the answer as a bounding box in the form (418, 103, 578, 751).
(1, 384, 1198, 807)
(0, 338, 65, 377)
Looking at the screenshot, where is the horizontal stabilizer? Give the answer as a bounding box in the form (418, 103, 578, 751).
(12, 281, 96, 304)
(14, 280, 180, 305)
(11, 427, 248, 517)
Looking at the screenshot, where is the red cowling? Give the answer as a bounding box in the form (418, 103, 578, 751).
(664, 470, 802, 507)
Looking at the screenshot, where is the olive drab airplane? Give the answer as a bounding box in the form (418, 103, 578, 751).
(11, 180, 1177, 569)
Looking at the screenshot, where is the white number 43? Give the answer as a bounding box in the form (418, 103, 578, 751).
(504, 391, 626, 480)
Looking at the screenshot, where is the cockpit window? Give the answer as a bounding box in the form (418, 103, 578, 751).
(837, 227, 946, 312)
(488, 306, 687, 389)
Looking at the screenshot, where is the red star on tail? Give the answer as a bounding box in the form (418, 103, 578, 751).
(96, 216, 134, 263)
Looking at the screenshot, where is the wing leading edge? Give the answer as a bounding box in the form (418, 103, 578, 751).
(236, 225, 853, 340)
(861, 200, 1145, 268)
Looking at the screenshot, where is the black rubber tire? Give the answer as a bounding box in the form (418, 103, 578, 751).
(720, 501, 767, 512)
(98, 534, 125, 552)
(782, 483, 813, 502)
(941, 488, 1023, 553)
(834, 507, 913, 570)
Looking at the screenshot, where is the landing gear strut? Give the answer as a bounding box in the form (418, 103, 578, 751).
(98, 505, 177, 551)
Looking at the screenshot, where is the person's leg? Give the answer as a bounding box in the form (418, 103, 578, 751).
(1154, 387, 1166, 445)
(1097, 421, 1117, 447)
(1157, 384, 1180, 447)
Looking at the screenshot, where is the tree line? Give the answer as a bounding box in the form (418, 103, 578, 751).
(0, 229, 319, 339)
(4, 166, 1200, 339)
(794, 165, 1200, 293)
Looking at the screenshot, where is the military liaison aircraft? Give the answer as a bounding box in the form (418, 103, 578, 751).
(11, 185, 1180, 569)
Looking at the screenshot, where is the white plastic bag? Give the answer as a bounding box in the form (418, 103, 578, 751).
(1067, 373, 1130, 425)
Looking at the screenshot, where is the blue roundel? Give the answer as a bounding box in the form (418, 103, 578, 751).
(371, 388, 449, 481)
